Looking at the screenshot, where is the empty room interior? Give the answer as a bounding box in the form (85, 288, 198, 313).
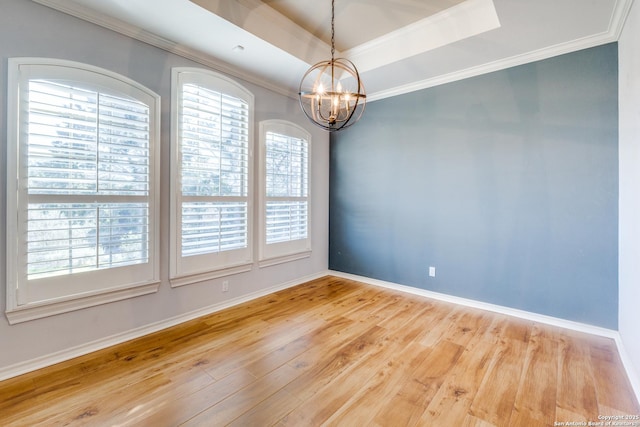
(1, 0, 640, 425)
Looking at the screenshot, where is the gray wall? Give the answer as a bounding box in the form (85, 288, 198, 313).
(330, 43, 619, 329)
(0, 0, 329, 374)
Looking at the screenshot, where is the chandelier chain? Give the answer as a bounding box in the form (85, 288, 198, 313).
(331, 0, 335, 61)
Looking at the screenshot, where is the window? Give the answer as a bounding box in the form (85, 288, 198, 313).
(170, 68, 254, 286)
(259, 120, 311, 266)
(6, 58, 160, 323)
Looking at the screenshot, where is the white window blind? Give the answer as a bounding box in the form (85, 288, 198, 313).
(265, 131, 309, 244)
(171, 68, 253, 285)
(181, 202, 247, 256)
(180, 83, 249, 256)
(259, 120, 311, 265)
(26, 80, 151, 279)
(6, 58, 160, 323)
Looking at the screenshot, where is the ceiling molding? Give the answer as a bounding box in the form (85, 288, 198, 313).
(368, 0, 634, 102)
(343, 0, 500, 74)
(30, 0, 297, 99)
(610, 0, 637, 39)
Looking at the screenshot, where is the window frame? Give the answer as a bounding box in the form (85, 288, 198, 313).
(170, 68, 254, 287)
(258, 120, 312, 267)
(5, 58, 161, 324)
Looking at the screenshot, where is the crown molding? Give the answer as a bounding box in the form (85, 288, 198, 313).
(31, 0, 297, 99)
(610, 0, 637, 39)
(368, 0, 635, 102)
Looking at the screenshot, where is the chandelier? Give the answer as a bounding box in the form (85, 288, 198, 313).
(298, 0, 366, 132)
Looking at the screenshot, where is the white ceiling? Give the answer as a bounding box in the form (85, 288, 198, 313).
(34, 0, 632, 101)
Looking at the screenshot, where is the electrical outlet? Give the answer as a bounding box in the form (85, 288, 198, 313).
(222, 280, 229, 292)
(429, 266, 436, 277)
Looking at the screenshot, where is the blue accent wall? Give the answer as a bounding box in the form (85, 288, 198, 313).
(330, 43, 619, 329)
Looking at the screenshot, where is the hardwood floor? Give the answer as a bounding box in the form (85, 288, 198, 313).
(1, 276, 638, 426)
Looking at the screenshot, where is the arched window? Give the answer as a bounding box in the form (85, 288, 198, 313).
(6, 58, 161, 323)
(170, 68, 254, 286)
(259, 120, 311, 266)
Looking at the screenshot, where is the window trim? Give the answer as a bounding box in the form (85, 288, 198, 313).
(5, 58, 161, 324)
(170, 67, 254, 287)
(258, 120, 312, 268)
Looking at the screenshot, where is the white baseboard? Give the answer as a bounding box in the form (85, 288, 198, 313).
(329, 270, 640, 406)
(329, 271, 618, 337)
(613, 336, 640, 405)
(0, 271, 327, 382)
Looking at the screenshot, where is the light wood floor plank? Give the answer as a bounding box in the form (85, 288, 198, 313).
(322, 304, 448, 426)
(282, 324, 389, 405)
(182, 364, 300, 427)
(372, 339, 465, 426)
(130, 368, 257, 426)
(509, 324, 559, 426)
(469, 318, 532, 426)
(556, 330, 599, 423)
(322, 342, 425, 426)
(0, 276, 638, 427)
(419, 316, 502, 425)
(280, 326, 401, 426)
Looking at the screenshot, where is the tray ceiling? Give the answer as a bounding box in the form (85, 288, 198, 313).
(33, 0, 632, 100)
